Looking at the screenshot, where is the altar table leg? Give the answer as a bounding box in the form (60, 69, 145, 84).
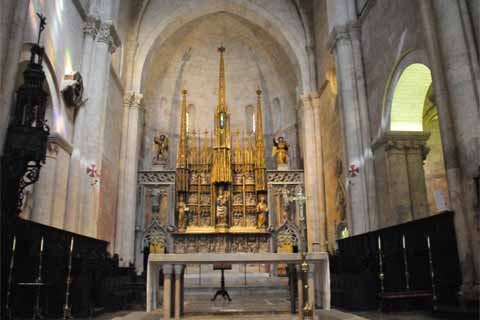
(297, 265, 304, 320)
(163, 264, 173, 320)
(174, 265, 184, 319)
(146, 261, 153, 312)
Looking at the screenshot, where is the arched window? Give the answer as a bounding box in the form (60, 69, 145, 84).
(245, 105, 255, 134)
(390, 64, 432, 131)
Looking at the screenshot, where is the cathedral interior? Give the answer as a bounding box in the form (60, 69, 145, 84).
(0, 1, 479, 319)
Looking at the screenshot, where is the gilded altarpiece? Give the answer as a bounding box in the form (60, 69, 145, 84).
(136, 48, 304, 272)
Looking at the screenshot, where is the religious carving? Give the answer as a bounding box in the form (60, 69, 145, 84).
(272, 136, 289, 169)
(174, 47, 268, 235)
(215, 187, 229, 227)
(177, 194, 188, 231)
(256, 194, 268, 229)
(153, 134, 169, 165)
(138, 171, 175, 184)
(267, 171, 304, 184)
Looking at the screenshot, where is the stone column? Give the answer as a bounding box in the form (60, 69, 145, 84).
(174, 265, 184, 320)
(373, 132, 430, 225)
(328, 25, 372, 235)
(419, 0, 479, 296)
(115, 92, 143, 266)
(300, 94, 323, 251)
(31, 142, 59, 225)
(64, 16, 98, 232)
(78, 21, 118, 237)
(311, 93, 328, 251)
(163, 264, 173, 320)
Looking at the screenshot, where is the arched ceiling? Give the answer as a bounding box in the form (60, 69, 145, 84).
(130, 0, 313, 94)
(142, 11, 299, 135)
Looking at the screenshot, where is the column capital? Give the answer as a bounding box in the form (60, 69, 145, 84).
(96, 20, 121, 53)
(174, 264, 184, 275)
(83, 16, 99, 38)
(327, 21, 361, 53)
(162, 264, 173, 275)
(124, 91, 144, 109)
(372, 131, 430, 155)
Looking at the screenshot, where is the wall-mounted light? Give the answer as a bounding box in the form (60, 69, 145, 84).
(61, 71, 84, 108)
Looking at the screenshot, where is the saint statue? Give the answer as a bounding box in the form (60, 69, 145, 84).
(256, 194, 268, 229)
(272, 136, 289, 167)
(216, 187, 229, 226)
(153, 134, 169, 165)
(177, 194, 189, 230)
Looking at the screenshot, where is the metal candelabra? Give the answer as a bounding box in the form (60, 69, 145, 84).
(63, 237, 74, 320)
(32, 237, 45, 320)
(5, 236, 16, 320)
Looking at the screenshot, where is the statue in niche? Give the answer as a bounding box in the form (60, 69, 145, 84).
(272, 136, 289, 169)
(281, 187, 291, 222)
(233, 210, 243, 226)
(256, 194, 268, 229)
(153, 134, 169, 165)
(151, 189, 161, 214)
(215, 187, 229, 226)
(177, 194, 189, 231)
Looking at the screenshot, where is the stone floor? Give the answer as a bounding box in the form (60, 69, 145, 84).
(95, 310, 449, 320)
(93, 274, 456, 320)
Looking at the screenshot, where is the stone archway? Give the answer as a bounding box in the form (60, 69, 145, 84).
(130, 0, 314, 94)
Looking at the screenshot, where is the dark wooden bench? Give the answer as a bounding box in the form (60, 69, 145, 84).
(380, 290, 433, 311)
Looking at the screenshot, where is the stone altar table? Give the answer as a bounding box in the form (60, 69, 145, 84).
(146, 252, 330, 319)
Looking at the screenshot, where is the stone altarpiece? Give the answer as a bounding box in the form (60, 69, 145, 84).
(136, 48, 305, 273)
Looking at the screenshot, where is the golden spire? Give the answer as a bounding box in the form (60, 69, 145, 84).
(217, 46, 227, 112)
(255, 88, 267, 191)
(176, 89, 189, 192)
(212, 46, 232, 183)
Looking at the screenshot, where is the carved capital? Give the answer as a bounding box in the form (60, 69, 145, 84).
(96, 21, 120, 53)
(124, 91, 144, 109)
(47, 141, 59, 157)
(83, 16, 98, 38)
(327, 25, 350, 53)
(373, 131, 430, 159)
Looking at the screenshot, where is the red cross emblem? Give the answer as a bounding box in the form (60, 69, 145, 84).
(86, 164, 100, 185)
(349, 164, 360, 177)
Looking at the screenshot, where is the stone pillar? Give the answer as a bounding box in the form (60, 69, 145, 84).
(328, 25, 372, 235)
(163, 264, 173, 320)
(65, 16, 98, 233)
(78, 21, 118, 237)
(174, 265, 184, 320)
(419, 0, 480, 296)
(115, 92, 143, 266)
(373, 132, 430, 225)
(31, 142, 59, 225)
(300, 94, 323, 251)
(311, 93, 328, 251)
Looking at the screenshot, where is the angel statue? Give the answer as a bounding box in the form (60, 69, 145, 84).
(272, 136, 289, 168)
(153, 134, 169, 165)
(216, 187, 229, 226)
